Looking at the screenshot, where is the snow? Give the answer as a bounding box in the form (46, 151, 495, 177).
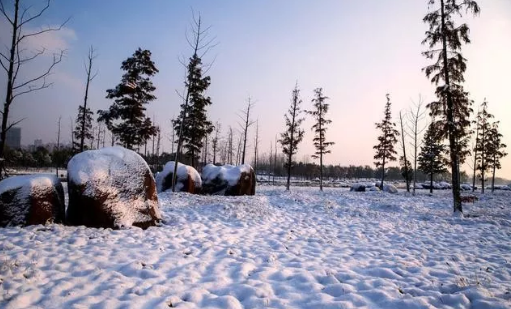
(202, 164, 252, 186)
(67, 146, 161, 227)
(1, 187, 511, 308)
(155, 161, 201, 193)
(0, 174, 62, 226)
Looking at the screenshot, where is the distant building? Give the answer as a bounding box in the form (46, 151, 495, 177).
(5, 127, 21, 149)
(34, 139, 43, 147)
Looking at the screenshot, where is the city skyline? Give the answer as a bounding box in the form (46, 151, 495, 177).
(1, 0, 510, 178)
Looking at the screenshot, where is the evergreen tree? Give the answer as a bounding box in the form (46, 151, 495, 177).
(73, 105, 94, 151)
(307, 88, 334, 191)
(97, 48, 158, 150)
(422, 0, 480, 212)
(279, 83, 305, 191)
(418, 121, 448, 193)
(474, 99, 493, 193)
(373, 94, 399, 189)
(173, 53, 213, 168)
(488, 121, 507, 192)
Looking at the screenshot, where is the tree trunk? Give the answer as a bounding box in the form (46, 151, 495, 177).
(440, 0, 462, 213)
(399, 111, 410, 193)
(430, 172, 434, 194)
(0, 0, 20, 179)
(491, 153, 496, 193)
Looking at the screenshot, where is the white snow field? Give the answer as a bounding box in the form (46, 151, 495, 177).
(1, 187, 511, 308)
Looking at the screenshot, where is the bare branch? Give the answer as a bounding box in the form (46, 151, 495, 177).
(12, 77, 52, 99)
(17, 17, 71, 44)
(13, 49, 64, 91)
(5, 118, 26, 132)
(0, 0, 14, 25)
(17, 0, 50, 28)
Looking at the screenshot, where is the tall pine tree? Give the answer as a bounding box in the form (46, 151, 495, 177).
(422, 0, 480, 212)
(418, 120, 448, 193)
(307, 88, 334, 191)
(98, 48, 158, 150)
(373, 94, 399, 190)
(73, 105, 94, 151)
(474, 99, 493, 193)
(487, 121, 507, 192)
(279, 83, 305, 191)
(173, 53, 213, 168)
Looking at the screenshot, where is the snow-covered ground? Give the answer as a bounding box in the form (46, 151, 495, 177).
(1, 187, 511, 308)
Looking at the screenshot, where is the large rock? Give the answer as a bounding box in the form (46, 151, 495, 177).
(381, 184, 398, 194)
(66, 146, 161, 229)
(155, 161, 201, 193)
(201, 164, 256, 196)
(0, 174, 65, 227)
(350, 183, 366, 192)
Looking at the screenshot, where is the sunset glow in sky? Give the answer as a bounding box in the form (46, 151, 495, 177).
(1, 0, 510, 179)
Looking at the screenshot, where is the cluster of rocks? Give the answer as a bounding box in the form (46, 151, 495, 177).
(156, 162, 256, 196)
(0, 146, 256, 229)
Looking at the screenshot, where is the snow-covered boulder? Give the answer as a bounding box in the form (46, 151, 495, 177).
(155, 161, 201, 193)
(381, 184, 398, 194)
(460, 183, 472, 191)
(0, 175, 65, 227)
(350, 183, 366, 192)
(66, 146, 161, 229)
(201, 164, 256, 196)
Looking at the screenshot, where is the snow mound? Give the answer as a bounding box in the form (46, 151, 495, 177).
(202, 164, 256, 196)
(0, 174, 65, 227)
(66, 146, 161, 229)
(155, 161, 201, 193)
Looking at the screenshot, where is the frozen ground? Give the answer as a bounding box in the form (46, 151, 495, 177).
(1, 187, 510, 308)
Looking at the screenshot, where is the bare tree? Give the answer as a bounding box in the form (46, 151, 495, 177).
(407, 96, 427, 195)
(0, 0, 68, 178)
(212, 121, 221, 165)
(55, 116, 61, 176)
(78, 46, 98, 152)
(399, 111, 411, 193)
(238, 98, 255, 165)
(253, 120, 259, 173)
(227, 126, 234, 165)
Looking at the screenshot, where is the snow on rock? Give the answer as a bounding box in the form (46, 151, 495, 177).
(381, 184, 398, 194)
(155, 161, 201, 193)
(66, 146, 161, 229)
(0, 174, 65, 227)
(201, 164, 256, 196)
(350, 183, 366, 192)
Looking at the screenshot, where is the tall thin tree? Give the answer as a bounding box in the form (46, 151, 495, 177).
(78, 46, 98, 152)
(307, 88, 334, 191)
(407, 96, 427, 195)
(172, 11, 216, 189)
(374, 94, 399, 189)
(418, 120, 448, 193)
(399, 111, 411, 193)
(488, 121, 507, 192)
(422, 0, 480, 213)
(474, 99, 493, 193)
(238, 98, 255, 165)
(279, 84, 305, 191)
